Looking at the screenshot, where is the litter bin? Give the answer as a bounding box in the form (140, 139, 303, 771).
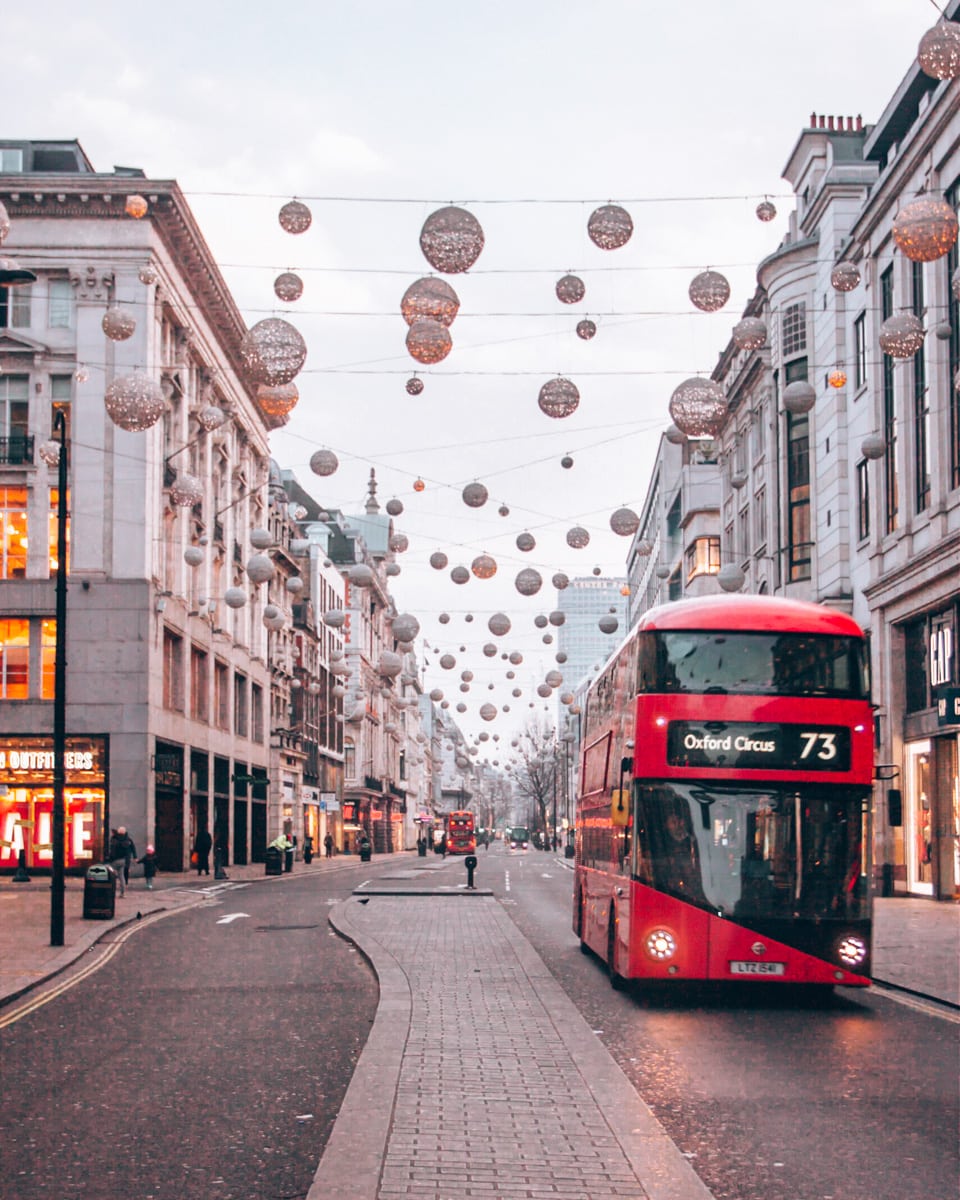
(265, 847, 283, 876)
(359, 839, 372, 863)
(83, 864, 116, 920)
(284, 846, 294, 873)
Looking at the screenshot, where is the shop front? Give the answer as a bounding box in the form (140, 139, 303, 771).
(0, 735, 108, 874)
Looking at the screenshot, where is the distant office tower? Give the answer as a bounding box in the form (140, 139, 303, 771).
(556, 577, 629, 693)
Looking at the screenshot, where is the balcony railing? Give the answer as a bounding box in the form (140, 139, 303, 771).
(0, 435, 34, 465)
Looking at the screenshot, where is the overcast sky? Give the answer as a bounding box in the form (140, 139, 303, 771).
(4, 1, 942, 748)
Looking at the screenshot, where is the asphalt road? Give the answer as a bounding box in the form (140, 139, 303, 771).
(1, 868, 380, 1200)
(492, 844, 960, 1200)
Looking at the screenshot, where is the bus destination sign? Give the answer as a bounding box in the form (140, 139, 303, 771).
(667, 721, 851, 772)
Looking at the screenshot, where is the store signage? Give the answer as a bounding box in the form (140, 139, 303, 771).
(930, 617, 955, 688)
(937, 687, 960, 727)
(667, 721, 851, 772)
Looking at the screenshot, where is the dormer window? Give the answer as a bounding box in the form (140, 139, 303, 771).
(0, 149, 23, 172)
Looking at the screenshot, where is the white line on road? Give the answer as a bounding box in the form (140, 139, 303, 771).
(215, 912, 249, 925)
(505, 871, 510, 892)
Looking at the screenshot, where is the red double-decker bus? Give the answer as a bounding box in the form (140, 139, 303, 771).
(446, 810, 476, 855)
(573, 595, 873, 990)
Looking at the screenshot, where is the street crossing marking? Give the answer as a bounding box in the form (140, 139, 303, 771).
(216, 912, 250, 925)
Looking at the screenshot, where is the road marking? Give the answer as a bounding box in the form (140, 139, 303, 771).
(873, 983, 960, 1024)
(216, 912, 249, 925)
(541, 873, 553, 879)
(505, 871, 510, 892)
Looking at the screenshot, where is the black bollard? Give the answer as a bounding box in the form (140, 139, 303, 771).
(12, 848, 30, 883)
(464, 854, 478, 890)
(214, 847, 229, 880)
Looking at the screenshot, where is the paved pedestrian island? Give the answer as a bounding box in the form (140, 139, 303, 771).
(310, 890, 713, 1200)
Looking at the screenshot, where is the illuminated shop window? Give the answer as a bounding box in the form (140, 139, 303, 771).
(0, 487, 27, 578)
(48, 488, 70, 577)
(0, 619, 29, 698)
(41, 619, 56, 700)
(685, 536, 721, 582)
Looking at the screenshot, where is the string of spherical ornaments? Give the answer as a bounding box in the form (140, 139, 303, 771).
(104, 373, 165, 432)
(274, 272, 304, 303)
(246, 554, 275, 584)
(515, 568, 542, 596)
(609, 507, 640, 537)
(587, 204, 633, 250)
(830, 261, 861, 292)
(389, 533, 409, 553)
(401, 277, 460, 327)
(310, 449, 339, 477)
(102, 305, 136, 341)
(555, 274, 586, 304)
(419, 206, 485, 274)
(553, 572, 569, 590)
(406, 377, 424, 396)
(688, 270, 731, 313)
(471, 554, 497, 579)
(576, 319, 597, 341)
(462, 481, 488, 508)
(197, 404, 227, 431)
(257, 383, 299, 419)
(879, 314, 925, 358)
(538, 377, 580, 419)
(406, 319, 452, 364)
(891, 194, 958, 262)
(488, 612, 511, 636)
(783, 380, 817, 414)
(279, 200, 312, 235)
(599, 614, 619, 634)
(385, 498, 404, 517)
(756, 200, 777, 222)
(349, 563, 375, 587)
(169, 473, 204, 508)
(917, 20, 960, 79)
(566, 526, 590, 549)
(125, 194, 148, 219)
(240, 319, 307, 386)
(224, 587, 248, 609)
(429, 551, 448, 570)
(516, 531, 536, 552)
(392, 614, 420, 642)
(669, 377, 728, 438)
(732, 317, 767, 351)
(451, 565, 470, 585)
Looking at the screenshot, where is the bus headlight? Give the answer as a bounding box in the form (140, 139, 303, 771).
(837, 935, 867, 967)
(645, 928, 677, 961)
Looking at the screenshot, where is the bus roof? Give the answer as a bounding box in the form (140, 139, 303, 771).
(636, 594, 866, 638)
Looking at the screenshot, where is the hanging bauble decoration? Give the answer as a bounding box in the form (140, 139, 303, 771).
(516, 532, 536, 552)
(385, 498, 404, 517)
(717, 564, 745, 593)
(102, 305, 136, 341)
(830, 261, 861, 292)
(138, 263, 158, 285)
(430, 688, 444, 702)
(732, 317, 767, 351)
(892, 194, 958, 263)
(406, 318, 452, 364)
(38, 440, 61, 467)
(125, 194, 148, 219)
(240, 319, 306, 386)
(656, 564, 672, 580)
(310, 448, 339, 477)
(413, 477, 426, 492)
(668, 377, 727, 438)
(515, 568, 542, 596)
(262, 604, 281, 623)
(555, 274, 586, 304)
(587, 204, 633, 250)
(286, 577, 304, 594)
(386, 563, 401, 577)
(537, 683, 553, 698)
(273, 272, 304, 302)
(879, 314, 925, 358)
(279, 200, 312, 234)
(509, 651, 524, 665)
(664, 423, 686, 445)
(538, 377, 580, 419)
(482, 643, 497, 657)
(389, 533, 409, 553)
(828, 368, 847, 389)
(560, 691, 575, 706)
(224, 587, 247, 609)
(756, 200, 776, 222)
(953, 268, 960, 302)
(471, 554, 497, 579)
(379, 651, 403, 678)
(576, 319, 597, 341)
(105, 373, 165, 432)
(438, 612, 450, 624)
(688, 270, 731, 312)
(782, 380, 817, 414)
(419, 206, 485, 274)
(348, 563, 375, 587)
(197, 404, 227, 431)
(731, 470, 748, 490)
(549, 610, 565, 626)
(917, 21, 960, 79)
(429, 551, 448, 570)
(560, 455, 574, 469)
(450, 565, 470, 585)
(440, 654, 456, 670)
(245, 554, 275, 584)
(599, 614, 619, 634)
(406, 376, 424, 396)
(460, 669, 474, 682)
(323, 609, 345, 628)
(861, 434, 887, 460)
(545, 670, 563, 688)
(392, 613, 420, 642)
(400, 276, 460, 326)
(184, 546, 204, 567)
(488, 612, 511, 636)
(609, 507, 640, 537)
(462, 481, 488, 508)
(169, 472, 204, 506)
(593, 566, 602, 575)
(934, 322, 952, 341)
(553, 572, 569, 590)
(556, 651, 568, 663)
(257, 382, 299, 418)
(566, 526, 590, 548)
(534, 614, 548, 629)
(498, 504, 510, 517)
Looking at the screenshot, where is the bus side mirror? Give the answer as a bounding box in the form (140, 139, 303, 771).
(887, 788, 902, 827)
(611, 789, 629, 828)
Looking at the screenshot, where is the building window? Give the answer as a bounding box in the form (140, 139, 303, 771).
(0, 284, 32, 329)
(214, 659, 229, 730)
(162, 628, 184, 712)
(48, 488, 70, 577)
(754, 487, 766, 548)
(737, 506, 750, 563)
(251, 683, 264, 743)
(234, 672, 248, 737)
(50, 375, 72, 446)
(880, 265, 898, 533)
(787, 411, 811, 581)
(48, 279, 73, 329)
(856, 460, 870, 541)
(781, 301, 807, 357)
(911, 261, 930, 512)
(0, 149, 24, 171)
(854, 311, 867, 390)
(0, 487, 27, 578)
(40, 619, 56, 700)
(190, 645, 208, 722)
(947, 180, 960, 490)
(0, 376, 30, 464)
(751, 398, 765, 458)
(903, 619, 927, 713)
(0, 618, 29, 698)
(685, 536, 720, 582)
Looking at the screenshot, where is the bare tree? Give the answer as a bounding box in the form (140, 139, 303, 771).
(511, 717, 558, 836)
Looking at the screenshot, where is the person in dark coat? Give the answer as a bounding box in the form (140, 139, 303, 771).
(137, 844, 159, 890)
(194, 827, 213, 875)
(324, 832, 334, 859)
(107, 827, 137, 895)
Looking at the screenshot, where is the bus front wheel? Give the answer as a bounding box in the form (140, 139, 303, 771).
(607, 907, 625, 991)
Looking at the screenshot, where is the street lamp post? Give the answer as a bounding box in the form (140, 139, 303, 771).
(50, 408, 69, 946)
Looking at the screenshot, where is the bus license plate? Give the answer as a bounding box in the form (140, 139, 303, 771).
(729, 960, 786, 976)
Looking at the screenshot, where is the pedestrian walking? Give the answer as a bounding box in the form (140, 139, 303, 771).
(193, 827, 212, 876)
(137, 844, 159, 890)
(324, 832, 334, 859)
(107, 826, 136, 896)
(439, 832, 447, 858)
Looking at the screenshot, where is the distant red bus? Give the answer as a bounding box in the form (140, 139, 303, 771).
(446, 811, 476, 855)
(574, 595, 873, 990)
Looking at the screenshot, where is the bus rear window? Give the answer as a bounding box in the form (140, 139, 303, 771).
(637, 631, 868, 699)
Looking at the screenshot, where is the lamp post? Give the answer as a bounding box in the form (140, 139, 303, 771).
(50, 408, 68, 946)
